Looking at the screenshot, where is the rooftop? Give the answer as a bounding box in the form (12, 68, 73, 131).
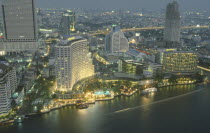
(127, 49, 151, 56)
(57, 36, 85, 46)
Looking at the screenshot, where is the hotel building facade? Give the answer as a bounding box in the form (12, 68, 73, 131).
(162, 51, 198, 75)
(55, 37, 94, 91)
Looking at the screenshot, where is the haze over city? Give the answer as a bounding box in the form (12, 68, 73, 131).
(37, 0, 210, 11)
(0, 0, 210, 133)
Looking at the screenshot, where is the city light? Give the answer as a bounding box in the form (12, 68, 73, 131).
(0, 0, 210, 132)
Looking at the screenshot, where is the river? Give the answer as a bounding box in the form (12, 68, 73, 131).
(1, 83, 210, 133)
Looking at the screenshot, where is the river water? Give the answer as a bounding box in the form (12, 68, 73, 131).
(1, 83, 210, 133)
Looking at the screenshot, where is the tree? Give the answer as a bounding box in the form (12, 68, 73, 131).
(168, 75, 178, 84)
(155, 72, 165, 83)
(11, 99, 17, 108)
(107, 82, 113, 88)
(43, 56, 49, 64)
(47, 76, 56, 81)
(194, 72, 203, 83)
(133, 84, 141, 89)
(51, 40, 57, 44)
(124, 80, 132, 87)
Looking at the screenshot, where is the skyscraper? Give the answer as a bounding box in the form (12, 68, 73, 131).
(2, 0, 38, 54)
(59, 10, 76, 35)
(105, 26, 129, 54)
(164, 1, 181, 43)
(55, 37, 94, 91)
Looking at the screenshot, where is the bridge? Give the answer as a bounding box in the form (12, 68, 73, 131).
(198, 66, 210, 72)
(198, 66, 210, 81)
(91, 25, 209, 36)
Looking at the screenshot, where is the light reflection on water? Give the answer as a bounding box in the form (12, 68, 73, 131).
(1, 84, 209, 133)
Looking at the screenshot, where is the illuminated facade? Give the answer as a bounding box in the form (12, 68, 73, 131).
(2, 0, 38, 53)
(164, 1, 181, 43)
(60, 10, 76, 35)
(55, 37, 94, 91)
(105, 26, 129, 54)
(162, 51, 198, 74)
(0, 63, 17, 116)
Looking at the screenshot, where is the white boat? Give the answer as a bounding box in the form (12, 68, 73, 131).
(142, 88, 157, 94)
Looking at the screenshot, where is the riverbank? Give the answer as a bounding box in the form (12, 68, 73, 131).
(0, 119, 14, 126)
(23, 89, 140, 116)
(1, 83, 209, 133)
(0, 82, 203, 126)
(157, 82, 197, 88)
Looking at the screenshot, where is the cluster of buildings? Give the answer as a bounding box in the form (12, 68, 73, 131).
(0, 0, 95, 116)
(0, 0, 208, 116)
(0, 0, 39, 116)
(103, 1, 199, 80)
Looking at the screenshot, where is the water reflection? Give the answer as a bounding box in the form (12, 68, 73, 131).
(77, 109, 88, 116)
(1, 84, 209, 133)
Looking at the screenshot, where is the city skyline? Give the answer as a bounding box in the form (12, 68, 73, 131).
(36, 0, 210, 11)
(0, 0, 210, 133)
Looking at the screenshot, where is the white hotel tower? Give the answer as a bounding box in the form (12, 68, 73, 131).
(55, 37, 94, 91)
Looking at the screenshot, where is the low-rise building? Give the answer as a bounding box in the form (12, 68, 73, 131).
(143, 63, 163, 78)
(118, 59, 145, 75)
(126, 49, 155, 62)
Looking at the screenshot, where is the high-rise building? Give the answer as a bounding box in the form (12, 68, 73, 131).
(105, 26, 129, 54)
(2, 0, 38, 54)
(37, 8, 43, 28)
(164, 1, 181, 43)
(59, 10, 76, 35)
(0, 62, 17, 116)
(162, 51, 198, 75)
(55, 37, 94, 91)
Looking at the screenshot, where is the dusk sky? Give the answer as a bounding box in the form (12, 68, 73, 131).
(36, 0, 210, 11)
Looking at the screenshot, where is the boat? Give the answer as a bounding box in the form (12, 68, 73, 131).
(14, 116, 25, 123)
(141, 88, 157, 95)
(77, 103, 89, 109)
(75, 100, 89, 109)
(76, 100, 83, 106)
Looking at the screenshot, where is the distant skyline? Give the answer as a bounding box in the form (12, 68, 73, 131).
(36, 0, 210, 11)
